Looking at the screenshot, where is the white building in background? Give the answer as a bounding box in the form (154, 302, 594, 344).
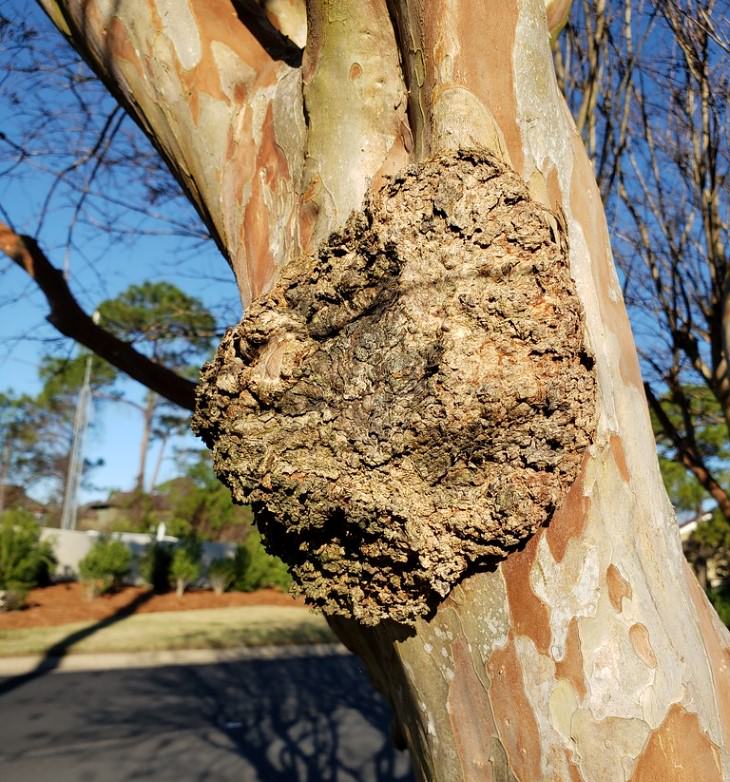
(40, 527, 235, 584)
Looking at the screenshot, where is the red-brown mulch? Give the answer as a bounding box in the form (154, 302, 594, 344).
(0, 582, 306, 630)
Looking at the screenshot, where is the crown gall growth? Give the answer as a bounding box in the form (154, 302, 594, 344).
(194, 150, 597, 626)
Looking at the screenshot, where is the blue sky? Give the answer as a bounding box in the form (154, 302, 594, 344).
(0, 2, 241, 501)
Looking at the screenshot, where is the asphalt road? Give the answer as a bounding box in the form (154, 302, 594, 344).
(0, 652, 413, 782)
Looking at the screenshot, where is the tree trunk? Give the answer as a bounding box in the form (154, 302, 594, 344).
(37, 0, 730, 778)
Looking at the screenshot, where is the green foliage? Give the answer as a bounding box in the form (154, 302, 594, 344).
(139, 541, 173, 593)
(0, 509, 56, 599)
(78, 536, 131, 596)
(1, 355, 116, 508)
(688, 509, 730, 628)
(156, 451, 253, 541)
(232, 529, 291, 593)
(658, 456, 709, 515)
(692, 510, 730, 553)
(32, 282, 216, 502)
(0, 390, 72, 499)
(37, 353, 117, 406)
(691, 510, 730, 590)
(98, 281, 215, 367)
(207, 557, 236, 595)
(651, 386, 730, 515)
(170, 538, 202, 595)
(708, 584, 730, 628)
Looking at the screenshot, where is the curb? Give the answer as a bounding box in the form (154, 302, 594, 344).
(0, 643, 350, 677)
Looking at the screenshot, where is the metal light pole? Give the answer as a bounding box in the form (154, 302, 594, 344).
(60, 312, 99, 530)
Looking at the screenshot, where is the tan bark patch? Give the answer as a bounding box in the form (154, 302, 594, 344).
(263, 0, 307, 47)
(628, 623, 657, 669)
(544, 453, 590, 563)
(453, 4, 523, 172)
(629, 704, 723, 782)
(242, 174, 275, 298)
(610, 434, 630, 482)
(571, 711, 648, 782)
(568, 136, 643, 390)
(388, 2, 521, 166)
(258, 103, 291, 189)
(502, 534, 552, 655)
(107, 17, 143, 78)
(180, 0, 275, 122)
(372, 133, 411, 186)
(555, 617, 587, 700)
(545, 0, 572, 37)
(565, 750, 585, 782)
(190, 0, 272, 70)
(447, 639, 499, 781)
(546, 165, 562, 214)
(684, 562, 730, 753)
(229, 92, 296, 299)
(487, 638, 543, 782)
(606, 563, 632, 612)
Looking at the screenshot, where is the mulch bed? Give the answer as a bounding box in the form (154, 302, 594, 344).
(0, 582, 306, 630)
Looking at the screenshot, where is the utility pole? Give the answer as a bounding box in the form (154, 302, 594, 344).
(0, 437, 11, 515)
(60, 354, 92, 530)
(60, 312, 99, 531)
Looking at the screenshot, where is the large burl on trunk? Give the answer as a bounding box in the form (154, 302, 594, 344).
(194, 150, 596, 625)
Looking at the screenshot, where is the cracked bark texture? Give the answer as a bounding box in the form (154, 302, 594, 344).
(194, 150, 596, 624)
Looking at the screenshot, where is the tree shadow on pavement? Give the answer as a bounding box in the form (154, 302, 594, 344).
(181, 653, 414, 782)
(0, 590, 155, 697)
(67, 653, 413, 781)
(1, 647, 413, 780)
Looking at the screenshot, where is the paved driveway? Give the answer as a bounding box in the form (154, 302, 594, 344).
(0, 652, 413, 781)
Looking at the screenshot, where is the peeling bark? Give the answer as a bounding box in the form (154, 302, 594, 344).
(38, 0, 306, 304)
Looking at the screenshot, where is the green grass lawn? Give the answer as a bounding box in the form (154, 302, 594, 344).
(0, 606, 337, 658)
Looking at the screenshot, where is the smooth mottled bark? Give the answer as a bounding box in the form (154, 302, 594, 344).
(38, 1, 730, 780)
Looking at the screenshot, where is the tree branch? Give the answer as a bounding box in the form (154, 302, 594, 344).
(644, 380, 730, 518)
(0, 224, 196, 412)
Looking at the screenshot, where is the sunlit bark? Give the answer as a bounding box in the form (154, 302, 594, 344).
(39, 0, 306, 303)
(38, 0, 730, 779)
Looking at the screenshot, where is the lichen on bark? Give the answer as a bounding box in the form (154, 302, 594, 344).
(193, 149, 596, 625)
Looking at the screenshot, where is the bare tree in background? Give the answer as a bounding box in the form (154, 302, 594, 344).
(1, 1, 729, 779)
(0, 8, 237, 400)
(556, 0, 730, 518)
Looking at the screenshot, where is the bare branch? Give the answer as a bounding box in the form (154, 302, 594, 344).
(0, 223, 196, 411)
(645, 381, 730, 517)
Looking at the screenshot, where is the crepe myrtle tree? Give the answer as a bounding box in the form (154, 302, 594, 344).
(2, 0, 729, 779)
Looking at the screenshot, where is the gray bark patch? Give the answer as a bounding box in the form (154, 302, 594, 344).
(194, 150, 596, 625)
